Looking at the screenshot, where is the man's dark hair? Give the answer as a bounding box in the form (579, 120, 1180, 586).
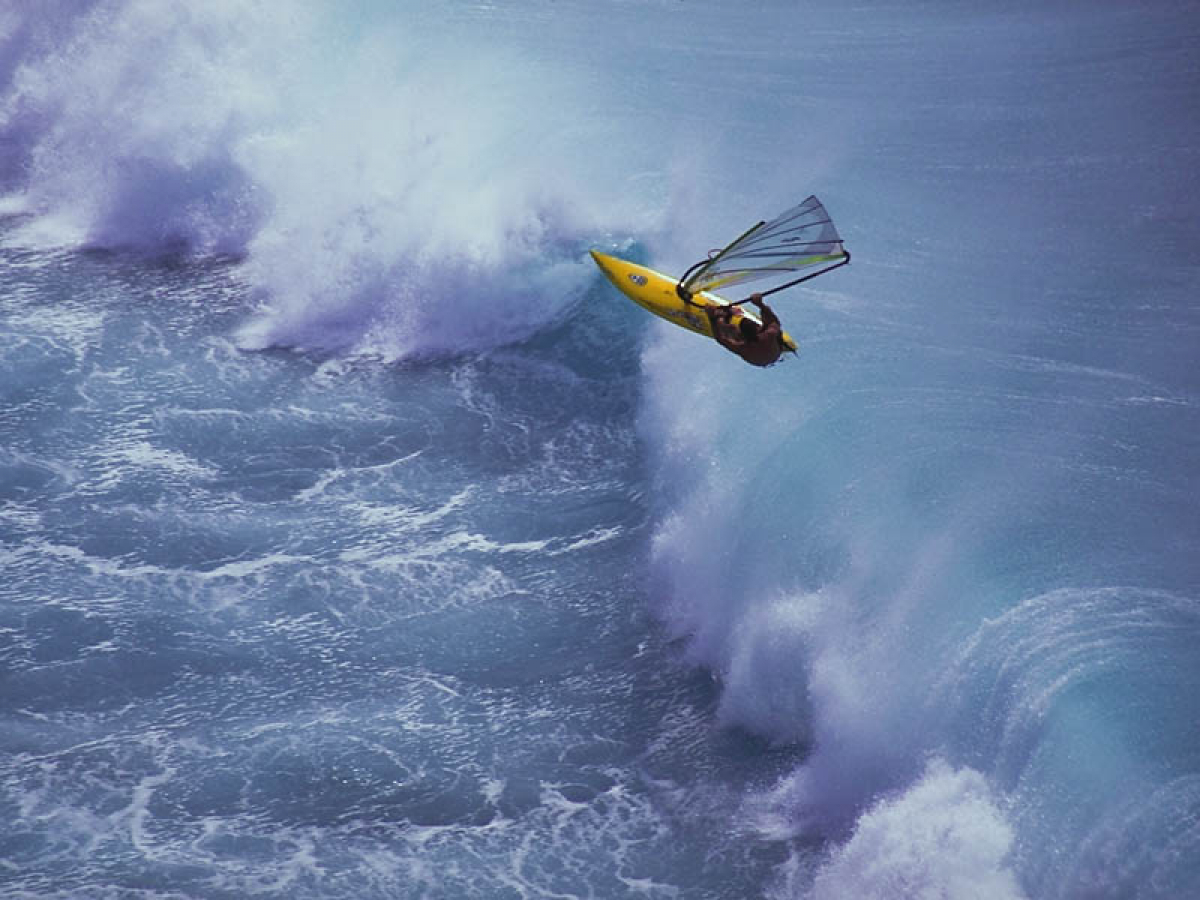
(738, 318, 759, 341)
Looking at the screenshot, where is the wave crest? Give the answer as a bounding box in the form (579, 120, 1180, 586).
(1, 1, 642, 357)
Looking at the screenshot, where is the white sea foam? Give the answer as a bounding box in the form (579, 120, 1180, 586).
(800, 760, 1027, 900)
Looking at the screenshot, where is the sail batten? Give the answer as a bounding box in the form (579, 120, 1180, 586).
(680, 195, 847, 296)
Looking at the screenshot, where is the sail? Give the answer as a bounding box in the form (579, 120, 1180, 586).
(680, 195, 848, 296)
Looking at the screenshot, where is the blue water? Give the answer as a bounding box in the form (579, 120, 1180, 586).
(2, 3, 1198, 898)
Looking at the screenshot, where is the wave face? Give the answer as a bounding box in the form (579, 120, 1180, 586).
(635, 3, 1200, 897)
(3, 1, 1200, 898)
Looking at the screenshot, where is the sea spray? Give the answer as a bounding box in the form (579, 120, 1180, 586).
(231, 28, 615, 358)
(1, 1, 651, 359)
(0, 1, 300, 251)
(802, 760, 1026, 900)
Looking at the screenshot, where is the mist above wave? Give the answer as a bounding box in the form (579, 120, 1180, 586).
(0, 1, 646, 358)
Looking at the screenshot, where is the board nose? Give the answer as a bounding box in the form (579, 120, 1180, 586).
(589, 249, 617, 282)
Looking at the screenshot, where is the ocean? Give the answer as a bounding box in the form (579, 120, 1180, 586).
(1, 2, 1198, 898)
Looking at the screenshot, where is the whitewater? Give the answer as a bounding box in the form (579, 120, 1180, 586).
(2, 2, 1198, 898)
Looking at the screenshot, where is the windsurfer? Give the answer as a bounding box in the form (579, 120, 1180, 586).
(706, 294, 785, 367)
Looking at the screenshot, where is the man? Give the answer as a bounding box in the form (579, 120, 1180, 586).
(704, 293, 785, 367)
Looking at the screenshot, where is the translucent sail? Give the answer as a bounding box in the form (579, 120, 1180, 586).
(681, 195, 848, 295)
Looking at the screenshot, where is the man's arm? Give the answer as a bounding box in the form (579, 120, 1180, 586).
(713, 319, 745, 348)
(747, 294, 779, 328)
(705, 306, 744, 348)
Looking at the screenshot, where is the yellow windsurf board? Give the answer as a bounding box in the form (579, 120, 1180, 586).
(589, 250, 798, 352)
